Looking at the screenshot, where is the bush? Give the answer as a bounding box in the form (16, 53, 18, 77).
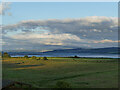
(74, 55, 79, 58)
(36, 57, 41, 60)
(0, 52, 2, 57)
(24, 55, 29, 58)
(43, 57, 48, 60)
(55, 81, 71, 88)
(3, 52, 11, 58)
(31, 56, 36, 59)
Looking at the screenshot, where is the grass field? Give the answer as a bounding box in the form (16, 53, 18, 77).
(2, 57, 118, 88)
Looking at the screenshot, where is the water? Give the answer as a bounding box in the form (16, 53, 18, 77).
(11, 53, 119, 58)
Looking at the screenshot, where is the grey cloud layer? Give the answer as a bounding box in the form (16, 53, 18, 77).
(2, 16, 118, 50)
(3, 16, 118, 40)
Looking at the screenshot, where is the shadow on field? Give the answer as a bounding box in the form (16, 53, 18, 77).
(16, 64, 44, 68)
(3, 62, 45, 69)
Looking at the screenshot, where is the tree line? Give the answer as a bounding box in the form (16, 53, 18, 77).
(1, 52, 48, 60)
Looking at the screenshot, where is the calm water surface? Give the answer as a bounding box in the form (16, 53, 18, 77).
(11, 53, 119, 58)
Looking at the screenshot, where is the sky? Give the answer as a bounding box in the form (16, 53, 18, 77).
(0, 2, 119, 51)
(2, 2, 118, 25)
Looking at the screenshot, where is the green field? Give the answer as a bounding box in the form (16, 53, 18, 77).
(2, 57, 118, 88)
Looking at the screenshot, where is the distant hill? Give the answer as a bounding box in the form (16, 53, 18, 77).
(43, 47, 119, 54)
(3, 47, 119, 55)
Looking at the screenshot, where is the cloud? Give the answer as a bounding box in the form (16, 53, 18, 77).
(8, 32, 83, 46)
(0, 2, 11, 15)
(2, 16, 118, 50)
(3, 16, 118, 40)
(92, 39, 120, 43)
(2, 31, 118, 50)
(10, 32, 118, 46)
